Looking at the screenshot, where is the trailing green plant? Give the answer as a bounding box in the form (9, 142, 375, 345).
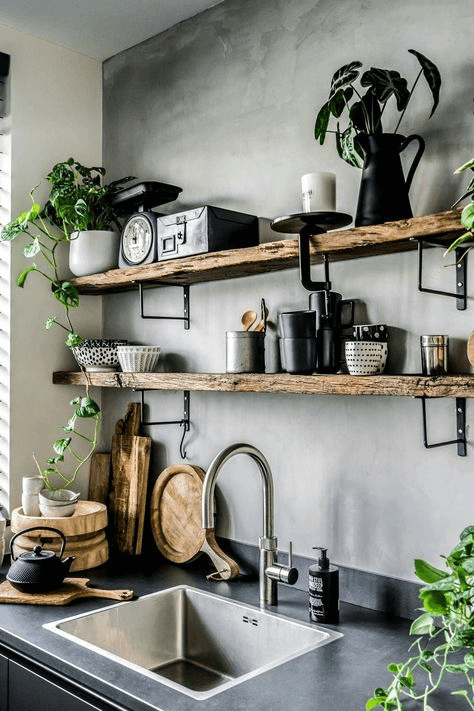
(314, 49, 441, 167)
(367, 525, 474, 710)
(445, 157, 474, 255)
(0, 158, 131, 490)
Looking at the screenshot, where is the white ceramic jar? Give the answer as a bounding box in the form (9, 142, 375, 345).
(69, 230, 120, 277)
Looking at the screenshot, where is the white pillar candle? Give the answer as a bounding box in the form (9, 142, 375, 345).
(301, 172, 336, 213)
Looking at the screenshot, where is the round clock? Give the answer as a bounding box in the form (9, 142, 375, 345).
(119, 212, 157, 267)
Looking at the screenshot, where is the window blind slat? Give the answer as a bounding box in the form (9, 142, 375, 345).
(0, 54, 10, 517)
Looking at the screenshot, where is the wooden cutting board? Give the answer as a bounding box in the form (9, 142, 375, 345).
(108, 403, 151, 556)
(150, 464, 239, 580)
(467, 332, 474, 367)
(88, 452, 111, 505)
(0, 578, 134, 605)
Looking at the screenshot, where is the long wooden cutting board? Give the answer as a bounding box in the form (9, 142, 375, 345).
(0, 578, 134, 605)
(108, 403, 151, 556)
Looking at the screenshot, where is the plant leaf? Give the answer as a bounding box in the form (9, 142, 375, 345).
(461, 203, 474, 230)
(45, 317, 57, 330)
(414, 558, 448, 584)
(314, 102, 331, 144)
(455, 159, 474, 175)
(17, 264, 37, 287)
(360, 68, 409, 110)
(23, 237, 41, 258)
(350, 91, 382, 134)
(328, 61, 362, 100)
(65, 332, 83, 348)
(408, 49, 441, 118)
(52, 281, 80, 309)
(53, 437, 71, 454)
(410, 612, 434, 636)
(420, 588, 449, 615)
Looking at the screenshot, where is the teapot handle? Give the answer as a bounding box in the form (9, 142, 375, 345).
(400, 134, 425, 193)
(9, 526, 66, 561)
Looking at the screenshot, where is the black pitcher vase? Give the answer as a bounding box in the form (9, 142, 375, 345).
(354, 133, 425, 227)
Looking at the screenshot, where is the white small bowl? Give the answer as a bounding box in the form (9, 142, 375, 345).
(39, 489, 79, 518)
(345, 341, 388, 375)
(117, 345, 160, 373)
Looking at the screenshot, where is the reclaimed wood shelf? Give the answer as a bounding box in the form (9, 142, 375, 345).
(70, 209, 463, 294)
(52, 371, 474, 398)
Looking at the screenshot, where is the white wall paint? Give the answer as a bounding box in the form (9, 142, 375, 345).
(102, 0, 474, 582)
(0, 23, 103, 509)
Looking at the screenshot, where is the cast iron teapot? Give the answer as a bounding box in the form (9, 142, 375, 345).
(7, 526, 75, 593)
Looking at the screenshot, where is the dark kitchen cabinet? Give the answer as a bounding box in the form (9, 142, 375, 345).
(8, 660, 103, 711)
(0, 653, 7, 711)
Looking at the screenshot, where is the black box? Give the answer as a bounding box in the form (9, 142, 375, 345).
(157, 205, 258, 261)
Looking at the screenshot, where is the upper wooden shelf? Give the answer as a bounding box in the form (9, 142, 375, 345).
(52, 371, 474, 398)
(70, 209, 463, 294)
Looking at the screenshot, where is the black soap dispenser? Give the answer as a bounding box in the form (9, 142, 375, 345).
(309, 546, 339, 624)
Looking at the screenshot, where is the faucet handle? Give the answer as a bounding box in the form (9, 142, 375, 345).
(288, 541, 293, 568)
(265, 541, 299, 586)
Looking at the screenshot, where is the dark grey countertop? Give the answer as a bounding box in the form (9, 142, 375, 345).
(0, 557, 466, 711)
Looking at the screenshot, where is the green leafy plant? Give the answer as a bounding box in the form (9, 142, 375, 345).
(314, 49, 441, 167)
(45, 157, 134, 233)
(0, 158, 131, 490)
(35, 396, 100, 492)
(367, 526, 474, 710)
(445, 158, 474, 255)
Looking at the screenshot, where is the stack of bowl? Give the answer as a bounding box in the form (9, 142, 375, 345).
(345, 324, 388, 375)
(278, 311, 316, 374)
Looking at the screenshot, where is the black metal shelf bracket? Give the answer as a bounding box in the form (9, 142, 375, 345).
(139, 389, 190, 459)
(138, 282, 190, 329)
(419, 396, 466, 456)
(299, 226, 332, 292)
(414, 238, 468, 310)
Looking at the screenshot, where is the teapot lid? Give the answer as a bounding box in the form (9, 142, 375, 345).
(20, 545, 57, 562)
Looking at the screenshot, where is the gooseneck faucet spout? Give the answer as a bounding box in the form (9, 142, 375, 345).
(201, 443, 298, 606)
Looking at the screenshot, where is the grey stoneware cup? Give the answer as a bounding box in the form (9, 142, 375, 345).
(279, 337, 316, 374)
(279, 310, 316, 338)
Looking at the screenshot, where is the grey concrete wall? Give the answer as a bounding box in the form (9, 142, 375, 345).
(102, 0, 474, 582)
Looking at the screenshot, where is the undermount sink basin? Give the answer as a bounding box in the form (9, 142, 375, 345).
(44, 584, 342, 699)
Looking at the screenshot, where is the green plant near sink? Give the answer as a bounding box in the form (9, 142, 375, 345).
(367, 525, 474, 710)
(0, 158, 132, 493)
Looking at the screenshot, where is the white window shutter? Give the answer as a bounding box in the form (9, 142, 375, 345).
(0, 52, 10, 519)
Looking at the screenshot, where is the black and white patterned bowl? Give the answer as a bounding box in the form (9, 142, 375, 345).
(345, 341, 388, 375)
(81, 339, 128, 349)
(73, 342, 126, 372)
(352, 324, 388, 342)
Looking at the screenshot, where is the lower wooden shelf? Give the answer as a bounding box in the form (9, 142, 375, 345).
(52, 371, 474, 398)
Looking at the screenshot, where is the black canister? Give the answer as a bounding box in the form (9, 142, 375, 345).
(309, 546, 339, 624)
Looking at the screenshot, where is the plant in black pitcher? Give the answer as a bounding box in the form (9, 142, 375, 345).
(314, 50, 442, 226)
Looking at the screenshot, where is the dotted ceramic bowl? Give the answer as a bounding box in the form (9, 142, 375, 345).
(73, 344, 121, 372)
(117, 345, 160, 373)
(345, 341, 388, 375)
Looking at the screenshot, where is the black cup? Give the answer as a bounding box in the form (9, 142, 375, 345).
(279, 310, 316, 338)
(279, 337, 316, 374)
(309, 291, 354, 330)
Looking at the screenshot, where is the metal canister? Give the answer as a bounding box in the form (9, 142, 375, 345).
(226, 331, 265, 373)
(420, 335, 448, 375)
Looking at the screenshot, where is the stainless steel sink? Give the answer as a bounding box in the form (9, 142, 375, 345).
(44, 585, 342, 700)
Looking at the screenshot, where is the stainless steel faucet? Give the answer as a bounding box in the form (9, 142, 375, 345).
(201, 443, 298, 605)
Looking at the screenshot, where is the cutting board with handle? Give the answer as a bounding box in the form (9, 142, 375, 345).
(150, 464, 239, 580)
(0, 578, 134, 605)
(109, 402, 151, 556)
(88, 452, 111, 505)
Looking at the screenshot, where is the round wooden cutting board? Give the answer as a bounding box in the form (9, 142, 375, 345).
(150, 464, 239, 579)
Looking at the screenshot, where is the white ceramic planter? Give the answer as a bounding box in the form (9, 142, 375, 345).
(69, 230, 119, 277)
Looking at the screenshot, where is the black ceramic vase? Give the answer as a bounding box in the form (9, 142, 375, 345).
(354, 133, 425, 227)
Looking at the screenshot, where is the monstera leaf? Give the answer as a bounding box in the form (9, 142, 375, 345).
(328, 61, 362, 100)
(360, 68, 410, 110)
(409, 48, 441, 118)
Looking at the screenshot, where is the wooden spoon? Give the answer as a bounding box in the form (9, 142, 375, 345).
(241, 309, 257, 331)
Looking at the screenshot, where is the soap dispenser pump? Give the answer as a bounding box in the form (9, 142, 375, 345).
(309, 546, 339, 624)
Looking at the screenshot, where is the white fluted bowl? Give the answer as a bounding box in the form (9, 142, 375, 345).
(117, 346, 160, 373)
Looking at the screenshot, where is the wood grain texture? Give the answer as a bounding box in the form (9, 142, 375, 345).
(467, 333, 474, 368)
(150, 464, 239, 580)
(69, 210, 463, 294)
(13, 537, 109, 572)
(88, 453, 111, 505)
(109, 403, 151, 557)
(11, 501, 108, 536)
(0, 578, 134, 605)
(53, 371, 474, 398)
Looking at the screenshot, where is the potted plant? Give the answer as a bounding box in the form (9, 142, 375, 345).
(367, 525, 474, 710)
(1, 158, 130, 510)
(314, 49, 442, 226)
(45, 157, 134, 276)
